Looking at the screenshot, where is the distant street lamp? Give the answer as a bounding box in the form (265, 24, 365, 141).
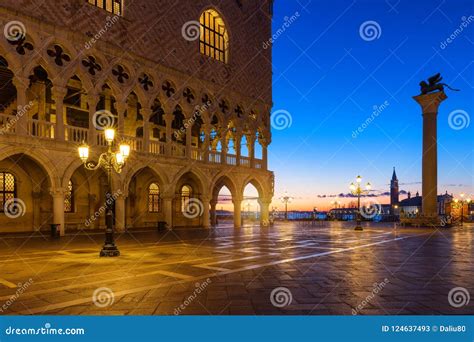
(331, 199, 341, 209)
(78, 128, 130, 257)
(279, 192, 293, 220)
(454, 193, 472, 227)
(349, 175, 372, 231)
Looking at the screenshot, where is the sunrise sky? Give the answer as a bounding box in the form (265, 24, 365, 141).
(257, 0, 474, 212)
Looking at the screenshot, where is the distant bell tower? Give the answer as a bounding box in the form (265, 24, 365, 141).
(390, 167, 399, 207)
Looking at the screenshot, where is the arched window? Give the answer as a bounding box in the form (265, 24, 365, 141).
(0, 172, 16, 213)
(88, 0, 123, 15)
(181, 185, 193, 212)
(64, 180, 74, 213)
(148, 183, 161, 213)
(200, 9, 229, 63)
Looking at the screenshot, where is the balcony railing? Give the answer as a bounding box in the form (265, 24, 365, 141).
(171, 143, 186, 158)
(209, 151, 221, 164)
(28, 119, 54, 139)
(149, 140, 166, 155)
(226, 154, 237, 165)
(0, 119, 266, 169)
(123, 135, 143, 152)
(191, 147, 205, 161)
(66, 125, 88, 143)
(240, 156, 250, 167)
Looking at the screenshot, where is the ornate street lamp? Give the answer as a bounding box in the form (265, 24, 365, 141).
(349, 175, 372, 231)
(279, 192, 293, 221)
(78, 128, 130, 257)
(454, 193, 472, 227)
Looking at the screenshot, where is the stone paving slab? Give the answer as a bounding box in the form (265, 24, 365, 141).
(0, 222, 473, 315)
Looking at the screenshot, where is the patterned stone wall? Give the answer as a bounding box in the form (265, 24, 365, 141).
(0, 0, 273, 104)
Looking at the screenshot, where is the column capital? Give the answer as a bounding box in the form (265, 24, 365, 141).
(258, 198, 273, 206)
(141, 107, 153, 120)
(52, 85, 68, 100)
(12, 76, 30, 90)
(115, 101, 127, 114)
(413, 91, 448, 114)
(232, 195, 244, 204)
(87, 93, 100, 107)
(50, 188, 65, 197)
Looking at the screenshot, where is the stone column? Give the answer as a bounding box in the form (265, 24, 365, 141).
(87, 93, 99, 145)
(202, 123, 211, 162)
(201, 196, 210, 228)
(114, 194, 126, 232)
(248, 134, 256, 168)
(51, 189, 65, 236)
(235, 133, 242, 166)
(259, 198, 271, 227)
(210, 199, 217, 226)
(116, 101, 127, 136)
(233, 195, 243, 228)
(413, 91, 447, 218)
(12, 76, 29, 136)
(32, 191, 42, 231)
(220, 132, 227, 165)
(141, 108, 152, 153)
(164, 112, 174, 156)
(52, 86, 67, 141)
(186, 124, 192, 159)
(262, 142, 268, 170)
(163, 195, 174, 229)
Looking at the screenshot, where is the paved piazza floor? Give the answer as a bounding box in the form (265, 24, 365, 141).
(0, 222, 472, 315)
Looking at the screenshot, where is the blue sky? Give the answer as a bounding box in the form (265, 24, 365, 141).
(267, 0, 474, 210)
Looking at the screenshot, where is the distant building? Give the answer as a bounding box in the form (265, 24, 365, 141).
(399, 191, 453, 217)
(390, 167, 399, 209)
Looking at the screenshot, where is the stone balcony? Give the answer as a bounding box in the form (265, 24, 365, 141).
(0, 114, 266, 169)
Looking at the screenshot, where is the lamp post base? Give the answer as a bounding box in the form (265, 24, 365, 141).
(100, 244, 120, 257)
(354, 226, 363, 231)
